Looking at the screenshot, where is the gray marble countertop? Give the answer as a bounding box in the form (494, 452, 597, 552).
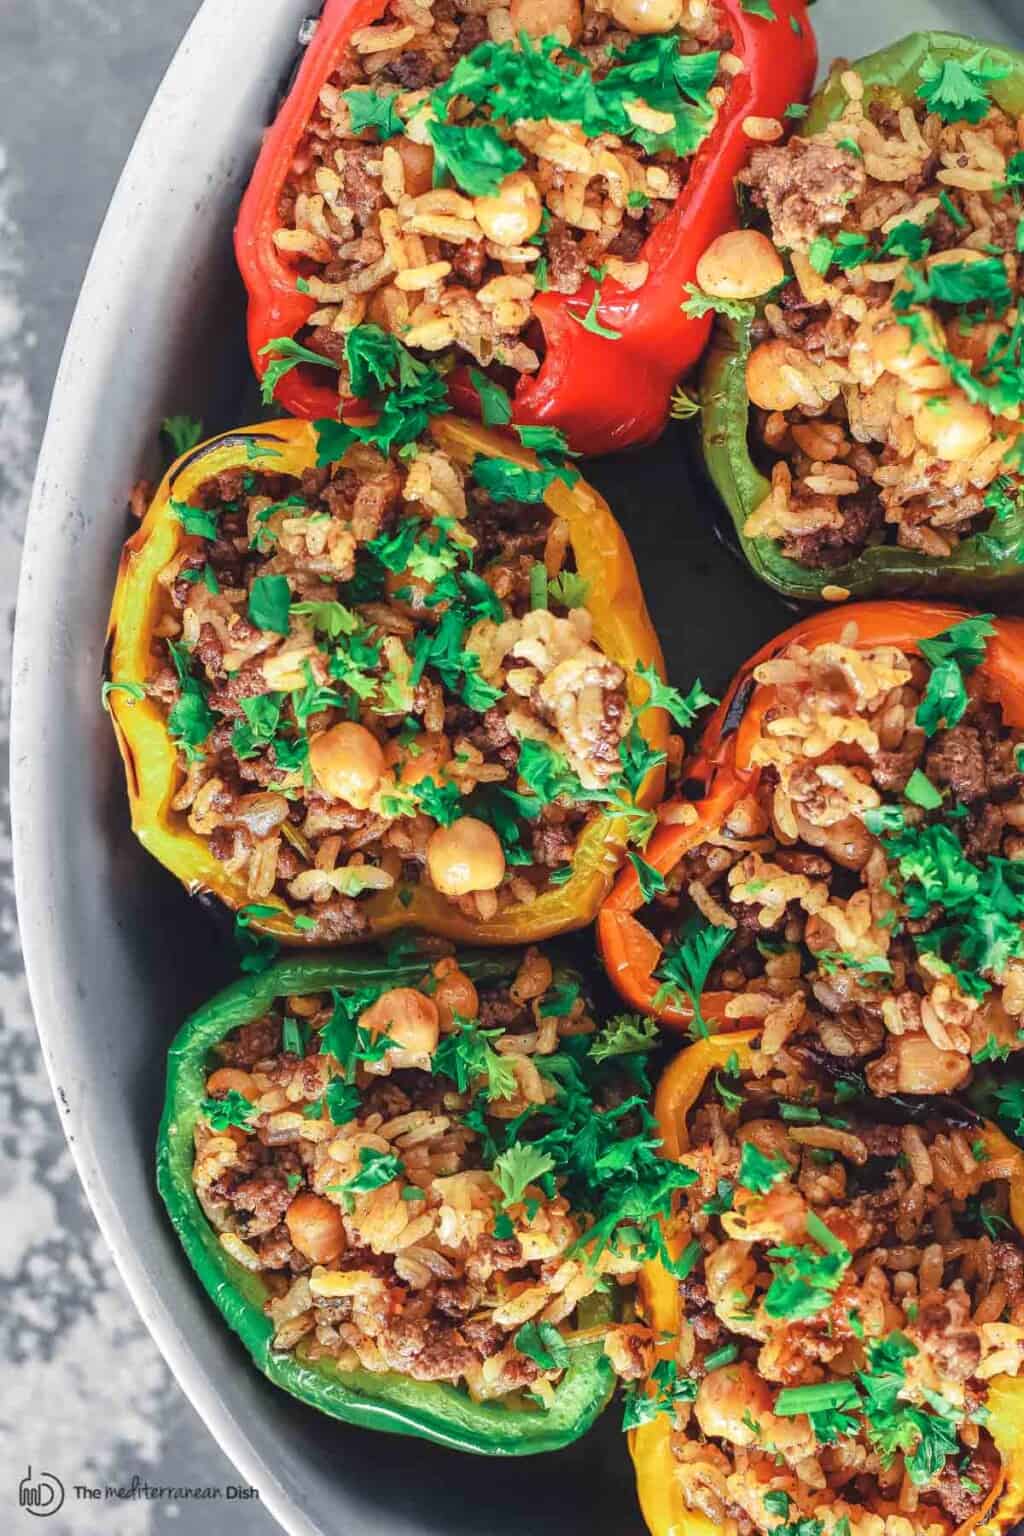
(1, 4, 278, 1531)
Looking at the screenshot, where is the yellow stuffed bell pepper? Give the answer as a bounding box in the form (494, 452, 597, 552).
(106, 414, 667, 946)
(630, 1034, 1024, 1536)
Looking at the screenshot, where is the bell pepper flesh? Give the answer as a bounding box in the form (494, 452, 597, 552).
(630, 1033, 1024, 1536)
(598, 601, 1024, 1026)
(106, 416, 667, 948)
(235, 0, 816, 456)
(699, 32, 1024, 603)
(157, 949, 617, 1453)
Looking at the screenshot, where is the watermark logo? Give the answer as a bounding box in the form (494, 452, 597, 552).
(18, 1468, 65, 1519)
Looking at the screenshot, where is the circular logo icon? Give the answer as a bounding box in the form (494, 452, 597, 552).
(18, 1468, 65, 1519)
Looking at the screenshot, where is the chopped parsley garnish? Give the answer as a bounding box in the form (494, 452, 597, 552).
(654, 917, 733, 1038)
(161, 414, 204, 457)
(513, 1320, 570, 1371)
(468, 368, 512, 427)
(472, 455, 560, 505)
(917, 51, 1011, 125)
(621, 1358, 698, 1430)
(635, 663, 716, 730)
(547, 570, 590, 608)
(258, 336, 340, 404)
(737, 1141, 790, 1195)
(200, 1089, 255, 1132)
(681, 284, 752, 320)
(588, 1013, 659, 1062)
(433, 1015, 518, 1101)
(628, 851, 667, 902)
(324, 1077, 361, 1126)
(493, 1144, 556, 1207)
(915, 615, 995, 737)
(328, 1146, 406, 1209)
(101, 680, 145, 710)
(426, 119, 525, 197)
(570, 286, 622, 340)
(165, 640, 214, 763)
(170, 499, 219, 540)
(248, 573, 292, 636)
(904, 768, 943, 809)
(342, 86, 404, 140)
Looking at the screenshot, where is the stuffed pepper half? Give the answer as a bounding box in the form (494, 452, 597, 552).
(697, 32, 1024, 601)
(105, 386, 666, 947)
(600, 602, 1024, 1096)
(159, 943, 694, 1451)
(628, 1033, 1024, 1536)
(236, 0, 815, 454)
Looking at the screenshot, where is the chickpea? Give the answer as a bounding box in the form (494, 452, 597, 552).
(509, 0, 581, 40)
(433, 965, 480, 1029)
(914, 390, 992, 462)
(696, 231, 784, 302)
(746, 339, 803, 412)
(309, 722, 385, 809)
(359, 987, 441, 1056)
(384, 731, 452, 787)
(396, 138, 435, 197)
(206, 1068, 258, 1101)
(285, 1193, 346, 1265)
(871, 323, 933, 377)
(610, 0, 682, 29)
(427, 817, 506, 896)
(473, 172, 543, 248)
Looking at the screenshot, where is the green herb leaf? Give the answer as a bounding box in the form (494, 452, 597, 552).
(636, 663, 716, 729)
(201, 1089, 255, 1132)
(514, 1320, 570, 1371)
(248, 574, 292, 636)
(737, 1141, 790, 1195)
(342, 87, 404, 140)
(904, 768, 943, 809)
(258, 337, 340, 405)
(588, 1014, 659, 1062)
(427, 119, 524, 197)
(917, 51, 1011, 126)
(161, 415, 204, 457)
(654, 918, 733, 1039)
(469, 368, 513, 426)
(493, 1144, 556, 1207)
(170, 499, 219, 539)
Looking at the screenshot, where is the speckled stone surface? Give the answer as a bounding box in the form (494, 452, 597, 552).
(1, 4, 278, 1530)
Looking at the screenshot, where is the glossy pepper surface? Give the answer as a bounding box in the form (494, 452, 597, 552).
(106, 416, 667, 948)
(157, 949, 617, 1453)
(700, 32, 1024, 602)
(235, 0, 816, 456)
(628, 1033, 1024, 1536)
(598, 602, 1024, 1028)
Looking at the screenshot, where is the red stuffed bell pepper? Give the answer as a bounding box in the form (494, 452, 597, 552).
(236, 0, 816, 456)
(599, 603, 1024, 1098)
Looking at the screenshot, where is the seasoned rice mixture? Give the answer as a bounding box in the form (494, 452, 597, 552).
(145, 430, 653, 937)
(637, 1053, 1024, 1536)
(273, 0, 738, 383)
(737, 66, 1023, 565)
(641, 619, 1024, 1094)
(192, 949, 685, 1394)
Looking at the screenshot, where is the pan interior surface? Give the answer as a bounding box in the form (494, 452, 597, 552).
(10, 0, 1024, 1532)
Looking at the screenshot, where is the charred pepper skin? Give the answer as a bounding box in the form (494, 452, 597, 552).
(598, 602, 1024, 1029)
(157, 949, 618, 1454)
(700, 33, 1024, 602)
(235, 0, 816, 456)
(105, 416, 667, 950)
(628, 1033, 1024, 1536)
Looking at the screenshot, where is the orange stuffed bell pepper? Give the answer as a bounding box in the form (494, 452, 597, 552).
(599, 603, 1024, 1094)
(630, 1032, 1024, 1536)
(235, 0, 816, 455)
(105, 406, 666, 948)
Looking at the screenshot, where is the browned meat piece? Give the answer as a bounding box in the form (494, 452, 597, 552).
(530, 817, 578, 867)
(207, 659, 273, 716)
(230, 1170, 294, 1238)
(384, 50, 434, 88)
(773, 849, 833, 878)
(964, 803, 1004, 860)
(216, 1014, 281, 1068)
(453, 14, 488, 56)
(547, 223, 587, 294)
(462, 1316, 505, 1357)
(313, 896, 371, 941)
(450, 239, 487, 287)
(925, 725, 986, 802)
(743, 140, 867, 251)
(478, 994, 531, 1032)
(432, 1280, 482, 1318)
(783, 492, 883, 568)
(871, 743, 923, 793)
(306, 324, 348, 365)
(608, 224, 646, 261)
(932, 1440, 998, 1523)
(913, 1298, 982, 1382)
(257, 1225, 298, 1271)
(340, 145, 386, 221)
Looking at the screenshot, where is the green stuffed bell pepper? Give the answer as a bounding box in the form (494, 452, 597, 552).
(159, 944, 685, 1453)
(699, 31, 1024, 603)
